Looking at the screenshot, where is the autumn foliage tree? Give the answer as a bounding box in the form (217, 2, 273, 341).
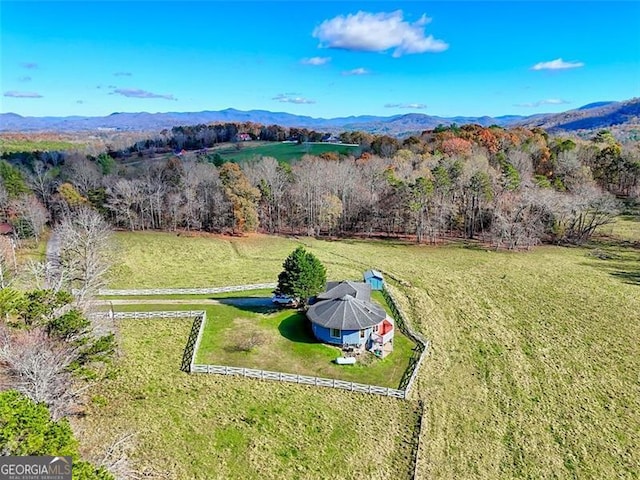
(219, 163, 260, 233)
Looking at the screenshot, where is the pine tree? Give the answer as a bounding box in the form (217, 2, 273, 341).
(275, 246, 326, 305)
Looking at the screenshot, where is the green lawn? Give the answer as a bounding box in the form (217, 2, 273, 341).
(212, 141, 360, 163)
(74, 317, 419, 479)
(110, 297, 415, 389)
(90, 226, 640, 479)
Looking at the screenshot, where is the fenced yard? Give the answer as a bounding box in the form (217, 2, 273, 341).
(101, 282, 430, 399)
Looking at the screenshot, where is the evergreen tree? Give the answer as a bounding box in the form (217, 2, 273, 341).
(0, 390, 113, 479)
(275, 246, 326, 305)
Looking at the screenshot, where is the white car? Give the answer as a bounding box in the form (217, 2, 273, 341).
(271, 294, 299, 307)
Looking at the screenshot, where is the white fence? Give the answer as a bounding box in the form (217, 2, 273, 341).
(100, 275, 431, 401)
(381, 286, 430, 397)
(111, 310, 206, 319)
(190, 364, 406, 398)
(98, 283, 277, 296)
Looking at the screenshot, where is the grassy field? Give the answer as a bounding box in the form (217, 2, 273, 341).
(83, 228, 640, 479)
(0, 136, 80, 154)
(107, 232, 361, 288)
(74, 317, 419, 479)
(110, 293, 415, 388)
(211, 141, 360, 163)
(598, 215, 640, 242)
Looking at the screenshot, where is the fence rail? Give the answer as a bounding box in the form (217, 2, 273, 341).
(99, 273, 430, 401)
(190, 363, 406, 398)
(381, 285, 430, 397)
(98, 283, 277, 296)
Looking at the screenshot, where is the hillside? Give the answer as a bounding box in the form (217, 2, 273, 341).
(517, 98, 640, 133)
(2, 99, 639, 137)
(0, 109, 522, 134)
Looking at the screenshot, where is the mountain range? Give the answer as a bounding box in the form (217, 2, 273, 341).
(1, 98, 638, 136)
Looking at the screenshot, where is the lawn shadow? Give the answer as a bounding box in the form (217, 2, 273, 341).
(218, 297, 278, 314)
(278, 313, 319, 344)
(610, 270, 640, 285)
(582, 249, 640, 286)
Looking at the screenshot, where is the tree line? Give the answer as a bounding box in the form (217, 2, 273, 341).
(0, 123, 638, 249)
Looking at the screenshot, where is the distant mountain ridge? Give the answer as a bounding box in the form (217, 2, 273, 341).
(516, 98, 640, 132)
(1, 99, 638, 135)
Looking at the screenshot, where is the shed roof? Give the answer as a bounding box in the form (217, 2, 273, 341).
(307, 294, 386, 330)
(0, 223, 13, 235)
(316, 281, 371, 302)
(364, 269, 384, 280)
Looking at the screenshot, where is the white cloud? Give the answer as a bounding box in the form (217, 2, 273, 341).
(18, 76, 32, 82)
(273, 93, 315, 104)
(4, 91, 42, 98)
(385, 103, 427, 109)
(313, 10, 448, 57)
(112, 88, 176, 100)
(114, 71, 133, 76)
(342, 67, 371, 76)
(514, 98, 571, 108)
(531, 58, 584, 71)
(301, 57, 331, 66)
(20, 62, 38, 69)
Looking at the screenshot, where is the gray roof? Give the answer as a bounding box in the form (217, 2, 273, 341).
(307, 294, 386, 330)
(364, 269, 383, 280)
(316, 281, 371, 302)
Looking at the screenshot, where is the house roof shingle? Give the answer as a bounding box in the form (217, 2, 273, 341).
(307, 294, 386, 330)
(316, 280, 371, 302)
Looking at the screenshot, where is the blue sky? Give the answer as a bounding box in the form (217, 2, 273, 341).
(1, 1, 639, 118)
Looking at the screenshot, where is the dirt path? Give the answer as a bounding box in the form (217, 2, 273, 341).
(94, 297, 274, 307)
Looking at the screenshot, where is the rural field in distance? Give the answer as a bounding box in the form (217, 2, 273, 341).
(74, 221, 640, 479)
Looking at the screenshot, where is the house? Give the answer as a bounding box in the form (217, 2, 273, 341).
(307, 280, 394, 358)
(363, 269, 384, 290)
(0, 223, 14, 236)
(235, 133, 252, 142)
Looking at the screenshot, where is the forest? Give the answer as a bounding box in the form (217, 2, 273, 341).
(1, 122, 639, 251)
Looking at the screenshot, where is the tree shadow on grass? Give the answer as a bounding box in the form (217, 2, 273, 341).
(582, 250, 640, 286)
(218, 297, 278, 314)
(610, 270, 640, 285)
(278, 313, 319, 344)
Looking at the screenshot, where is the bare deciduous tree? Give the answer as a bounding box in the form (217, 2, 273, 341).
(0, 236, 17, 288)
(24, 160, 57, 208)
(63, 155, 102, 196)
(0, 325, 74, 420)
(491, 190, 545, 250)
(10, 194, 50, 242)
(56, 206, 113, 300)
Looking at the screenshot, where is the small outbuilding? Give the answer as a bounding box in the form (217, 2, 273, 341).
(363, 269, 384, 291)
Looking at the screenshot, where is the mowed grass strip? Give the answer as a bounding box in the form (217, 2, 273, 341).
(105, 228, 640, 478)
(74, 317, 418, 479)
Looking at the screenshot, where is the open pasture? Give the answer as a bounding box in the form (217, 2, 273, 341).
(81, 228, 640, 478)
